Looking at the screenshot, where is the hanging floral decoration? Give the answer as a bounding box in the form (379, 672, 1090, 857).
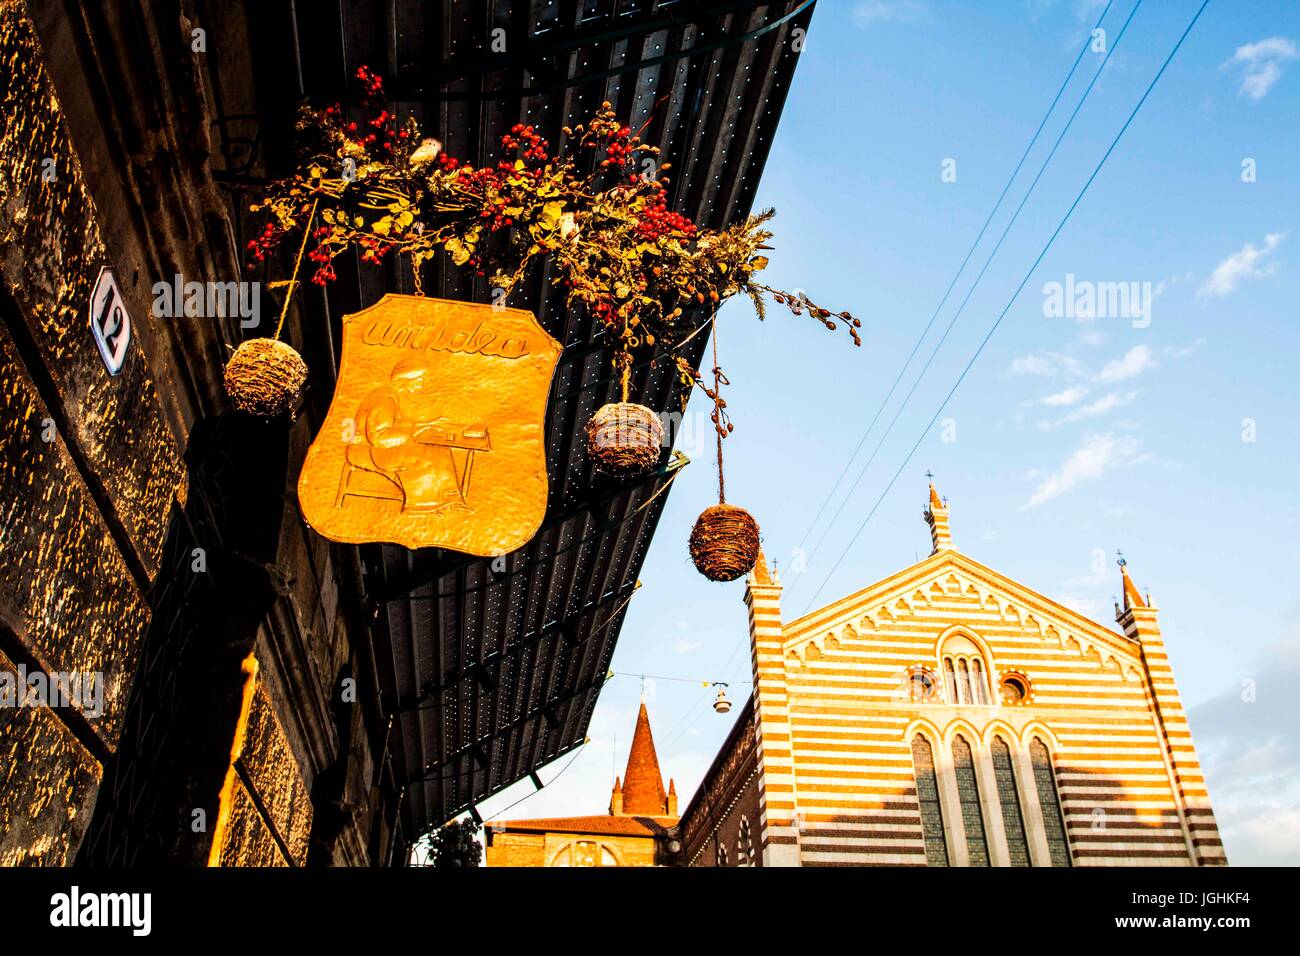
(239, 66, 859, 440)
(241, 66, 861, 580)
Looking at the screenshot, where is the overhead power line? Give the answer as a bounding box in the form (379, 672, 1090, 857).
(787, 0, 1119, 578)
(792, 0, 1144, 591)
(801, 0, 1212, 614)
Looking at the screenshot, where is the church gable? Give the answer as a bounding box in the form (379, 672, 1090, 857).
(781, 550, 1144, 683)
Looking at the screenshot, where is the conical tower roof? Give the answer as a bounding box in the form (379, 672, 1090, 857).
(928, 481, 945, 511)
(1120, 559, 1146, 610)
(619, 702, 667, 816)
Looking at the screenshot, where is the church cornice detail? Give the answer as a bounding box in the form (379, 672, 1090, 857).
(782, 549, 1142, 667)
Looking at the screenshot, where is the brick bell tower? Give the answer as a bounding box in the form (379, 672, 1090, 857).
(610, 702, 677, 818)
(483, 701, 679, 866)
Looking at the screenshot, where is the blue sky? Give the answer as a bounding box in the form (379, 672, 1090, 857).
(478, 0, 1300, 865)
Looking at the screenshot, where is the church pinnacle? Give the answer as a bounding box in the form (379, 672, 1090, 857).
(749, 547, 779, 586)
(924, 475, 953, 553)
(1114, 552, 1161, 645)
(1117, 552, 1148, 611)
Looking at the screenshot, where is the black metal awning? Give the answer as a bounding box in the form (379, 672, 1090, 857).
(251, 0, 815, 842)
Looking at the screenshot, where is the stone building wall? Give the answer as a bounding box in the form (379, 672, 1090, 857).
(1, 0, 390, 867)
(0, 0, 181, 865)
(485, 829, 658, 868)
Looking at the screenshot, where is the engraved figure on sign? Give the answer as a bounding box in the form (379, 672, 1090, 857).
(336, 357, 490, 513)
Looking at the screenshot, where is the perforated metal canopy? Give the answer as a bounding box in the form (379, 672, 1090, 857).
(276, 0, 816, 842)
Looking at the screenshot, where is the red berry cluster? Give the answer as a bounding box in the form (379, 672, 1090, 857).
(358, 234, 392, 267)
(306, 226, 336, 284)
(355, 64, 384, 98)
(459, 158, 556, 233)
(319, 66, 405, 159)
(603, 127, 633, 168)
(246, 220, 285, 264)
(635, 199, 697, 241)
(500, 124, 549, 162)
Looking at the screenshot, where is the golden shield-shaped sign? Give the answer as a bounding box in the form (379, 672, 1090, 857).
(298, 294, 562, 554)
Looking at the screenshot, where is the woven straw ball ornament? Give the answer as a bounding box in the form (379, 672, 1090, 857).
(585, 402, 664, 479)
(224, 338, 309, 417)
(688, 503, 760, 582)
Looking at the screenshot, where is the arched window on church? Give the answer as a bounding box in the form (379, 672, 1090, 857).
(1030, 737, 1072, 867)
(991, 736, 1031, 866)
(737, 816, 754, 866)
(970, 659, 989, 705)
(951, 735, 990, 866)
(957, 659, 973, 704)
(560, 841, 618, 867)
(910, 735, 949, 866)
(940, 633, 991, 705)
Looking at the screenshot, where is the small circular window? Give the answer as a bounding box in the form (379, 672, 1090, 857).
(1000, 674, 1030, 705)
(905, 667, 939, 702)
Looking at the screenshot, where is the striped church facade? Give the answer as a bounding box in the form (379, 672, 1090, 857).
(679, 485, 1225, 867)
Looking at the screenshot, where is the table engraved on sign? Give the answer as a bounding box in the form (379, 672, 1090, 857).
(335, 357, 492, 514)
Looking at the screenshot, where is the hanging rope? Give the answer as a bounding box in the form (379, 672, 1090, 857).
(411, 253, 424, 297)
(616, 344, 632, 403)
(272, 197, 319, 341)
(711, 316, 726, 504)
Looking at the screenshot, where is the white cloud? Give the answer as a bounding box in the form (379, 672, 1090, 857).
(1073, 0, 1108, 20)
(1223, 36, 1298, 99)
(1191, 639, 1300, 864)
(673, 638, 702, 655)
(853, 1, 929, 27)
(1219, 800, 1300, 865)
(1063, 390, 1137, 423)
(1020, 433, 1143, 509)
(1041, 386, 1086, 406)
(1198, 233, 1283, 298)
(1024, 342, 1196, 429)
(1010, 350, 1086, 379)
(1098, 345, 1156, 383)
(1012, 354, 1054, 376)
(1164, 337, 1206, 359)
